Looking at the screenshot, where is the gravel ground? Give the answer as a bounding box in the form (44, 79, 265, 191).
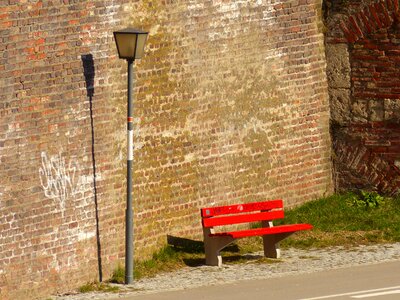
(54, 243, 400, 300)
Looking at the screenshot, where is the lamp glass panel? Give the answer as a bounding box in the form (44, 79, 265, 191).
(115, 33, 137, 59)
(134, 34, 148, 59)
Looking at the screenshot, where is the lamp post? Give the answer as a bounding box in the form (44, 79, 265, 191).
(113, 28, 148, 284)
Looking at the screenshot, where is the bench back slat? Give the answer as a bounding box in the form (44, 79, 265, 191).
(201, 200, 283, 218)
(202, 210, 284, 228)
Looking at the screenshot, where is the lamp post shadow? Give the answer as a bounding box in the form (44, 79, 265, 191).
(81, 54, 103, 282)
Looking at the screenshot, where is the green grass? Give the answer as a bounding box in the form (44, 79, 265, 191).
(134, 246, 191, 279)
(109, 246, 199, 281)
(78, 281, 120, 293)
(275, 192, 400, 248)
(89, 192, 400, 289)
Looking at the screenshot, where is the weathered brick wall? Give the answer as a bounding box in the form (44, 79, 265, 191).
(325, 0, 400, 194)
(0, 1, 332, 299)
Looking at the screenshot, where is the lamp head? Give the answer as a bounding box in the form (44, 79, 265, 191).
(113, 28, 149, 61)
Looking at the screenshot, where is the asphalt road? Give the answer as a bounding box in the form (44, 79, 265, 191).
(113, 261, 400, 300)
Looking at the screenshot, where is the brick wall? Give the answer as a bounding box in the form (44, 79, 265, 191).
(0, 1, 332, 299)
(325, 0, 400, 195)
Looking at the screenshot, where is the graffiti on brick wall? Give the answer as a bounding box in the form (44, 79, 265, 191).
(39, 151, 93, 215)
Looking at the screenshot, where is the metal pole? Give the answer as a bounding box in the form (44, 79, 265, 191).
(125, 59, 134, 284)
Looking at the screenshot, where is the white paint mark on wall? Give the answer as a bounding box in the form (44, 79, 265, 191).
(39, 151, 94, 216)
(77, 230, 96, 242)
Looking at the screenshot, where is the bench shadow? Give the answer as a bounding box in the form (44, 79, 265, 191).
(166, 235, 204, 267)
(167, 235, 243, 267)
(167, 235, 204, 253)
(182, 257, 205, 267)
(222, 253, 265, 263)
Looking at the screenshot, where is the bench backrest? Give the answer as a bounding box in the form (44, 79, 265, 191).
(201, 200, 284, 228)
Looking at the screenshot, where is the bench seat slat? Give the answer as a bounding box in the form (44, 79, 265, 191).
(209, 223, 313, 239)
(201, 200, 283, 217)
(202, 210, 284, 228)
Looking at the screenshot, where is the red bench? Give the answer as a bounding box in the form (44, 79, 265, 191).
(201, 200, 312, 266)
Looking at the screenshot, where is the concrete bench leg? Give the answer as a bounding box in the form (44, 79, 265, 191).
(262, 221, 293, 259)
(263, 235, 281, 258)
(203, 228, 234, 267)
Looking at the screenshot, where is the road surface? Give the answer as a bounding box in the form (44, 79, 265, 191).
(113, 261, 400, 300)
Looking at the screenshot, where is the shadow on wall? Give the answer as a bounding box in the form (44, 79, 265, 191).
(81, 54, 103, 282)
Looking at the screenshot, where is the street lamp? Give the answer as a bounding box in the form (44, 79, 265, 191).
(113, 28, 148, 284)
